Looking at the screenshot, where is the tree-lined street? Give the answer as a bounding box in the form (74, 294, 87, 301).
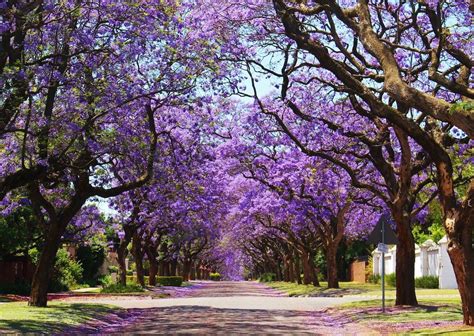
(0, 0, 472, 334)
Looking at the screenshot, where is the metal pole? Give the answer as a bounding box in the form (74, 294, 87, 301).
(382, 219, 385, 313)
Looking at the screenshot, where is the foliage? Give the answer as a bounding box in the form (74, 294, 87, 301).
(385, 273, 397, 287)
(258, 273, 276, 282)
(412, 201, 445, 245)
(366, 256, 375, 283)
(76, 242, 106, 285)
(209, 272, 221, 281)
(97, 275, 113, 288)
(156, 276, 183, 287)
(0, 206, 40, 259)
(415, 276, 439, 289)
(368, 274, 381, 285)
(126, 275, 150, 286)
(107, 266, 119, 274)
(100, 283, 144, 293)
(29, 248, 83, 292)
(317, 272, 326, 282)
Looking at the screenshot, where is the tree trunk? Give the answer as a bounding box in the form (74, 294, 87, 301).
(288, 256, 295, 282)
(132, 233, 145, 287)
(294, 252, 302, 284)
(117, 244, 128, 286)
(326, 246, 339, 289)
(170, 259, 177, 276)
(196, 262, 202, 280)
(29, 221, 63, 307)
(144, 244, 158, 286)
(148, 258, 158, 286)
(283, 255, 290, 281)
(190, 261, 196, 280)
(164, 261, 170, 276)
(444, 181, 474, 325)
(394, 214, 418, 306)
(309, 251, 320, 287)
(182, 260, 191, 281)
(301, 250, 313, 285)
(177, 263, 182, 276)
(116, 226, 134, 286)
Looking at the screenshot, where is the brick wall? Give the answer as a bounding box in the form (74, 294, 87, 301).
(349, 260, 367, 283)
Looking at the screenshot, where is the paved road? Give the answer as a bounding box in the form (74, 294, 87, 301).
(70, 281, 376, 335)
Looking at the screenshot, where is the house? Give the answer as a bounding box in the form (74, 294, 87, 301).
(372, 236, 458, 289)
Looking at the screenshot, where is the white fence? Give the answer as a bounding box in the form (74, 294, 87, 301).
(372, 236, 457, 289)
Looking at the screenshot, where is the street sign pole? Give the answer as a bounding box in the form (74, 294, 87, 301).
(381, 218, 385, 313)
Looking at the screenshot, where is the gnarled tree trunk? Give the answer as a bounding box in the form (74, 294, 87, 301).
(29, 221, 63, 307)
(393, 212, 418, 306)
(442, 180, 474, 325)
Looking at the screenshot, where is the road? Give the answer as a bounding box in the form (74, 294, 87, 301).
(68, 281, 377, 335)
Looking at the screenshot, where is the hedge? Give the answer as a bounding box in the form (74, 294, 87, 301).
(101, 283, 144, 293)
(415, 275, 439, 288)
(210, 273, 221, 281)
(157, 276, 183, 287)
(126, 275, 150, 285)
(259, 273, 276, 282)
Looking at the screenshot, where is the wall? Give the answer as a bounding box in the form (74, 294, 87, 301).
(349, 260, 367, 283)
(371, 236, 458, 289)
(0, 257, 35, 284)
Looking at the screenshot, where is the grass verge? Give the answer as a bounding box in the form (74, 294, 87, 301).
(0, 301, 119, 334)
(265, 281, 393, 297)
(332, 298, 469, 335)
(266, 281, 460, 298)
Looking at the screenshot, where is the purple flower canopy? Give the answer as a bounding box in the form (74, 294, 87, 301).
(0, 0, 472, 282)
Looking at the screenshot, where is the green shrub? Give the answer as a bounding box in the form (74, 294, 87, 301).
(210, 273, 221, 281)
(101, 283, 144, 293)
(126, 275, 150, 285)
(0, 281, 31, 295)
(385, 273, 396, 287)
(368, 274, 381, 284)
(415, 275, 439, 289)
(258, 273, 276, 282)
(157, 276, 183, 287)
(29, 248, 83, 292)
(76, 243, 106, 285)
(98, 274, 113, 287)
(108, 265, 119, 274)
(317, 272, 326, 282)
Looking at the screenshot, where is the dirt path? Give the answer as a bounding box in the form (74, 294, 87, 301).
(66, 281, 377, 335)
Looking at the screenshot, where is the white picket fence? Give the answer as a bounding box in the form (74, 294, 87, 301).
(372, 236, 457, 289)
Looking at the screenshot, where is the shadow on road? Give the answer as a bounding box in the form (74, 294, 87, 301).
(71, 305, 361, 335)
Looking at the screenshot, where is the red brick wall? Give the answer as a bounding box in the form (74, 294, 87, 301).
(349, 260, 367, 283)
